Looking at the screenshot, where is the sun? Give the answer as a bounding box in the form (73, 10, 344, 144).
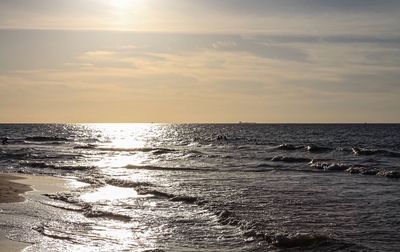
(107, 0, 133, 9)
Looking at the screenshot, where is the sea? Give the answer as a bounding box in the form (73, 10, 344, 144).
(0, 123, 400, 251)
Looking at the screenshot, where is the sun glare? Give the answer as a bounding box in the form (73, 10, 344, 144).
(100, 0, 147, 28)
(108, 0, 134, 9)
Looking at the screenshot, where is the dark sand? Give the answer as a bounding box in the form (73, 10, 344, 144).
(0, 174, 32, 203)
(0, 174, 33, 251)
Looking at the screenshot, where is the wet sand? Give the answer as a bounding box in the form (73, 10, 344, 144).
(0, 174, 69, 252)
(0, 174, 32, 251)
(0, 174, 32, 203)
(0, 238, 29, 252)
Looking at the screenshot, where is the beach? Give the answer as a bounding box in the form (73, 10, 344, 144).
(0, 174, 32, 203)
(0, 173, 69, 252)
(0, 174, 31, 252)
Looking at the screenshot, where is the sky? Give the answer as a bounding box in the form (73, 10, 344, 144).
(0, 0, 400, 123)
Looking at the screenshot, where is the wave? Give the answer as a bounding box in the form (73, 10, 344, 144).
(376, 170, 400, 179)
(25, 136, 69, 142)
(34, 225, 73, 241)
(0, 152, 29, 159)
(74, 145, 203, 158)
(345, 167, 379, 175)
(44, 192, 132, 221)
(103, 177, 200, 204)
(82, 207, 132, 222)
(40, 200, 83, 212)
(273, 144, 332, 153)
(346, 167, 400, 178)
(105, 178, 154, 188)
(183, 149, 205, 155)
(271, 156, 311, 163)
(44, 183, 373, 250)
(73, 144, 97, 149)
(135, 187, 201, 205)
(215, 209, 245, 226)
(75, 145, 178, 155)
(151, 148, 177, 155)
(90, 176, 369, 250)
(274, 144, 302, 151)
(140, 189, 173, 198)
(308, 161, 400, 179)
(352, 147, 400, 157)
(213, 209, 331, 249)
(19, 161, 94, 171)
(305, 145, 332, 153)
(99, 147, 176, 153)
(170, 195, 198, 204)
(77, 176, 106, 187)
(267, 232, 329, 248)
(124, 164, 205, 172)
(44, 192, 79, 204)
(309, 161, 351, 171)
(20, 161, 56, 168)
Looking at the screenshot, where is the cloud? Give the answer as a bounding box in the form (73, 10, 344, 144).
(1, 30, 399, 122)
(190, 0, 400, 14)
(82, 50, 115, 58)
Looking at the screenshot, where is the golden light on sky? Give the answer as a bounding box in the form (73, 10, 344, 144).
(107, 0, 134, 9)
(0, 0, 400, 122)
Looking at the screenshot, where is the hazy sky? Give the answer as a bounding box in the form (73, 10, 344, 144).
(1, 0, 399, 122)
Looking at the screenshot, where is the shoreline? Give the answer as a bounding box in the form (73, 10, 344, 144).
(0, 174, 32, 204)
(0, 173, 70, 252)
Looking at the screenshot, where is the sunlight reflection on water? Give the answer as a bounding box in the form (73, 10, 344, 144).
(3, 124, 400, 251)
(80, 185, 139, 203)
(88, 123, 162, 146)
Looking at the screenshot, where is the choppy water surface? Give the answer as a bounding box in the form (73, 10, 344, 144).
(1, 124, 400, 251)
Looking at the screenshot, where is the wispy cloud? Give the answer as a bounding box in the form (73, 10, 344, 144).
(1, 30, 399, 122)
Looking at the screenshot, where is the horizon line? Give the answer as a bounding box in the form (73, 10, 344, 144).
(0, 122, 399, 125)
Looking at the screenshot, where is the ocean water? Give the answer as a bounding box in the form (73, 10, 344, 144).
(1, 123, 400, 251)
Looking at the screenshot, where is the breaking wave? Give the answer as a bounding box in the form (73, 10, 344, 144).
(273, 144, 332, 153)
(309, 161, 351, 171)
(376, 170, 400, 179)
(43, 192, 132, 222)
(100, 180, 337, 249)
(345, 167, 379, 175)
(348, 166, 400, 179)
(210, 207, 333, 249)
(82, 206, 132, 222)
(105, 178, 154, 188)
(309, 161, 400, 179)
(135, 188, 199, 204)
(352, 147, 400, 157)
